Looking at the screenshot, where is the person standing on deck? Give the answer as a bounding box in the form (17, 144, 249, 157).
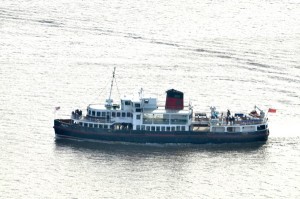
(227, 109, 231, 124)
(227, 109, 231, 117)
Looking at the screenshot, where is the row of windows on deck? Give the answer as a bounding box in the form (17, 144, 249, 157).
(79, 122, 111, 129)
(211, 125, 266, 133)
(88, 110, 132, 118)
(77, 122, 187, 131)
(136, 125, 186, 132)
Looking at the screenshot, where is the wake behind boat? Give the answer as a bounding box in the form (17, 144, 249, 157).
(53, 68, 270, 144)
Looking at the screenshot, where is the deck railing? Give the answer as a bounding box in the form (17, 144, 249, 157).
(210, 118, 266, 126)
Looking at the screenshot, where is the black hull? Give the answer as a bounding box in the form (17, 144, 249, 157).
(54, 119, 269, 144)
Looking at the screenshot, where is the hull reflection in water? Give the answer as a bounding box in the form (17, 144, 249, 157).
(54, 137, 268, 155)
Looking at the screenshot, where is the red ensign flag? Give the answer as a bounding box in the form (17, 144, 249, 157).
(268, 108, 276, 113)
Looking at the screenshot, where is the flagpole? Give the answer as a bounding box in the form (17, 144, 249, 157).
(265, 109, 269, 121)
(54, 106, 60, 119)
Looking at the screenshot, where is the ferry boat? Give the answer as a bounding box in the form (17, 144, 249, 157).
(53, 68, 270, 144)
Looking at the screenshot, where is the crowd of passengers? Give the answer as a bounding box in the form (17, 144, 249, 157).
(72, 109, 82, 119)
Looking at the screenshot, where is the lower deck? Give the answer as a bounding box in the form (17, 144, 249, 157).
(55, 119, 268, 134)
(54, 119, 269, 144)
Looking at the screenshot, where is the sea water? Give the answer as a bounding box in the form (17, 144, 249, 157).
(1, 0, 300, 198)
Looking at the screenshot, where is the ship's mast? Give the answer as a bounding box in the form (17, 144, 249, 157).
(105, 67, 116, 109)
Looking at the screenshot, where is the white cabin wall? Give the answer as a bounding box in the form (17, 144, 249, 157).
(121, 100, 132, 111)
(132, 113, 142, 130)
(142, 98, 157, 109)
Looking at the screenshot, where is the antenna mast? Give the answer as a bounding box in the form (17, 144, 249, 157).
(105, 67, 116, 109)
(108, 67, 116, 101)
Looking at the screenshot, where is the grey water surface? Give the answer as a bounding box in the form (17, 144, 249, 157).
(1, 0, 300, 198)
